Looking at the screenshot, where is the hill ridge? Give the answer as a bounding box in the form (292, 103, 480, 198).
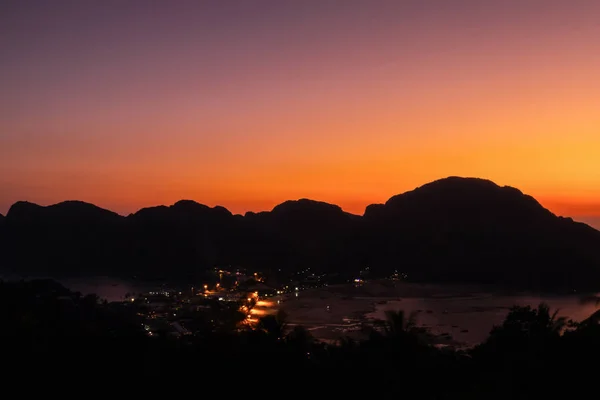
(4, 176, 571, 221)
(2, 176, 599, 291)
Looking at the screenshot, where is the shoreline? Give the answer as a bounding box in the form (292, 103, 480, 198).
(278, 280, 599, 348)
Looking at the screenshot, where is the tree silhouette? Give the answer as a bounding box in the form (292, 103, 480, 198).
(474, 303, 566, 367)
(286, 325, 313, 348)
(380, 309, 418, 337)
(499, 303, 566, 336)
(257, 310, 288, 339)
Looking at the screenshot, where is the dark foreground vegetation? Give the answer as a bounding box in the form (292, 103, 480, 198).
(3, 279, 600, 396)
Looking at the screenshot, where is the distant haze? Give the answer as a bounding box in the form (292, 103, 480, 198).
(1, 1, 599, 227)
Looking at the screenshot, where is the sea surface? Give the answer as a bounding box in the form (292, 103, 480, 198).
(364, 293, 597, 345)
(4, 274, 598, 347)
(280, 281, 600, 347)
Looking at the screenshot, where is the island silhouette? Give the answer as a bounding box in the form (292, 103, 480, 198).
(2, 177, 599, 291)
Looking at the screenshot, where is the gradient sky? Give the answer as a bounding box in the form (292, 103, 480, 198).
(1, 0, 599, 227)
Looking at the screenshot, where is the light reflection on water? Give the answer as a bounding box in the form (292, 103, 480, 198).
(5, 274, 599, 347)
(366, 294, 599, 346)
(281, 283, 600, 346)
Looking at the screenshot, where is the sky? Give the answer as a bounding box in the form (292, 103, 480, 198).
(1, 0, 599, 228)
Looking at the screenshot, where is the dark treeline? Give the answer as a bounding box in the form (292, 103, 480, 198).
(2, 177, 600, 292)
(3, 279, 600, 396)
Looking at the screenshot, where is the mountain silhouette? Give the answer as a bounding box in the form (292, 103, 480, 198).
(363, 177, 600, 290)
(1, 177, 599, 291)
(3, 201, 125, 277)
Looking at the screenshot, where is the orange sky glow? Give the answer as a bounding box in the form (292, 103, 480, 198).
(1, 1, 599, 228)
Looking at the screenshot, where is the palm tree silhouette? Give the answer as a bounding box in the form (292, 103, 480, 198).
(367, 309, 431, 348)
(380, 310, 418, 337)
(504, 303, 566, 335)
(482, 303, 567, 350)
(535, 303, 567, 334)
